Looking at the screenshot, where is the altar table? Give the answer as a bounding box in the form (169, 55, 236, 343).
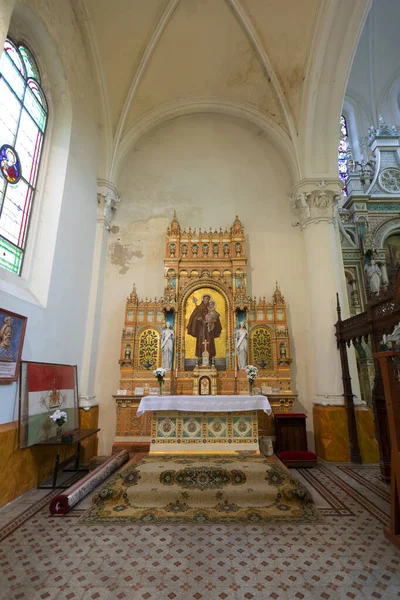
(138, 395, 272, 454)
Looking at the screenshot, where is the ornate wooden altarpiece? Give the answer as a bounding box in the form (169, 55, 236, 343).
(335, 267, 400, 482)
(114, 214, 295, 447)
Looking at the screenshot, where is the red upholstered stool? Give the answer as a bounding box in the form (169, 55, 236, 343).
(278, 450, 317, 468)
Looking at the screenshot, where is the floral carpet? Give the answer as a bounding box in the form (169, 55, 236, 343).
(81, 454, 318, 524)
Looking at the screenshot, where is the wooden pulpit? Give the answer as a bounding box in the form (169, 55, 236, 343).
(373, 350, 400, 550)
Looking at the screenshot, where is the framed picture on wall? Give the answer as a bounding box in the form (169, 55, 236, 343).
(19, 361, 79, 448)
(0, 308, 27, 383)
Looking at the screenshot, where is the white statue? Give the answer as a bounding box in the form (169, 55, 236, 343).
(235, 322, 248, 370)
(365, 259, 382, 295)
(161, 323, 174, 370)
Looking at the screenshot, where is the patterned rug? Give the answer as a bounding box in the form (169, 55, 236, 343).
(80, 454, 318, 524)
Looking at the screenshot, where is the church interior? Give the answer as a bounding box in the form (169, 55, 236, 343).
(1, 0, 400, 598)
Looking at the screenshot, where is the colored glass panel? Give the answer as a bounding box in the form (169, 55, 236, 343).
(0, 39, 47, 275)
(0, 235, 23, 273)
(338, 115, 349, 193)
(15, 111, 42, 186)
(18, 45, 40, 82)
(27, 79, 47, 110)
(0, 145, 21, 184)
(0, 51, 25, 99)
(0, 78, 21, 144)
(4, 40, 25, 76)
(25, 80, 47, 130)
(0, 180, 31, 247)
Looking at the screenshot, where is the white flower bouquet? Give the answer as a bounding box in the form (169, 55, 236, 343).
(49, 409, 67, 426)
(244, 365, 258, 381)
(153, 367, 166, 383)
(153, 367, 167, 396)
(245, 365, 258, 395)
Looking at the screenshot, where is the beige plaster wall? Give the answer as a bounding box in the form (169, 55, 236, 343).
(96, 113, 315, 454)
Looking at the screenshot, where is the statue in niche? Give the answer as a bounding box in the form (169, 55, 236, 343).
(202, 244, 209, 257)
(235, 322, 248, 370)
(124, 346, 132, 360)
(192, 244, 199, 257)
(187, 294, 222, 359)
(161, 323, 174, 370)
(223, 244, 230, 257)
(181, 244, 188, 257)
(365, 259, 382, 295)
(235, 242, 242, 257)
(169, 244, 176, 258)
(280, 343, 287, 359)
(212, 243, 219, 257)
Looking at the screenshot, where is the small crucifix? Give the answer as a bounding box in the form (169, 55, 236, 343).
(202, 339, 209, 353)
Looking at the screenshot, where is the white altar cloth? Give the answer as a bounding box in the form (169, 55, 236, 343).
(137, 395, 272, 417)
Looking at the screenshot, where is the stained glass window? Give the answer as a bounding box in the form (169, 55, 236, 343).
(0, 39, 47, 275)
(338, 115, 349, 194)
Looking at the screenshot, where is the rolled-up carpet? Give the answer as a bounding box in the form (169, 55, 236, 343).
(49, 450, 129, 515)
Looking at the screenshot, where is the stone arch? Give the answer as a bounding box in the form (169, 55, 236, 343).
(113, 98, 299, 184)
(299, 1, 372, 179)
(374, 217, 400, 249)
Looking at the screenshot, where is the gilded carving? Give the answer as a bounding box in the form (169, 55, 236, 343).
(251, 327, 273, 370)
(138, 329, 159, 370)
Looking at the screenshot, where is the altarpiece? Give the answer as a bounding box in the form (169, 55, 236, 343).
(113, 214, 296, 452)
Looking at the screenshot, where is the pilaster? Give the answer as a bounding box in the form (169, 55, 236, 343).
(79, 180, 120, 409)
(292, 179, 361, 408)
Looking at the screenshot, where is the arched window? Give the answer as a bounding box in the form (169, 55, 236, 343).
(338, 115, 349, 193)
(0, 38, 47, 275)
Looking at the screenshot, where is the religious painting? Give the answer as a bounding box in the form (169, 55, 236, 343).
(185, 287, 226, 360)
(19, 361, 79, 447)
(0, 308, 27, 383)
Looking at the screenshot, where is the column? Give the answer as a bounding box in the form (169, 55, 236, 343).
(292, 179, 361, 461)
(79, 179, 120, 410)
(0, 1, 15, 51)
(381, 263, 389, 286)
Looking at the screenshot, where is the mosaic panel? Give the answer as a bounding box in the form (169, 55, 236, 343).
(206, 416, 227, 438)
(156, 416, 177, 439)
(182, 416, 202, 438)
(232, 414, 253, 438)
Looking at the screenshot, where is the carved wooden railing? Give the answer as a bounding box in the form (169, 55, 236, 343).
(335, 267, 400, 481)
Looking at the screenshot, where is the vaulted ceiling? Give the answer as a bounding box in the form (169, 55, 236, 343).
(76, 0, 372, 181)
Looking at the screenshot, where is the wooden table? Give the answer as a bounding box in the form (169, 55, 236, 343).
(35, 428, 100, 489)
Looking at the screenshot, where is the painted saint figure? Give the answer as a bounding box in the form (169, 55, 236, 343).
(235, 322, 248, 370)
(0, 315, 14, 360)
(365, 259, 382, 295)
(0, 147, 19, 184)
(187, 294, 222, 358)
(161, 322, 174, 370)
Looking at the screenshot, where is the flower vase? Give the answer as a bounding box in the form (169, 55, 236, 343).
(56, 425, 63, 441)
(249, 380, 254, 396)
(159, 380, 163, 396)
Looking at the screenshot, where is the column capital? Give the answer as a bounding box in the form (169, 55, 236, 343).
(291, 179, 343, 230)
(97, 178, 121, 230)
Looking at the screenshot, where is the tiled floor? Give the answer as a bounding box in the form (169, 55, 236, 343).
(0, 460, 399, 600)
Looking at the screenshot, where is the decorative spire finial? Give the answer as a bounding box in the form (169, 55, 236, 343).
(231, 215, 243, 234)
(273, 281, 284, 305)
(170, 211, 180, 235)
